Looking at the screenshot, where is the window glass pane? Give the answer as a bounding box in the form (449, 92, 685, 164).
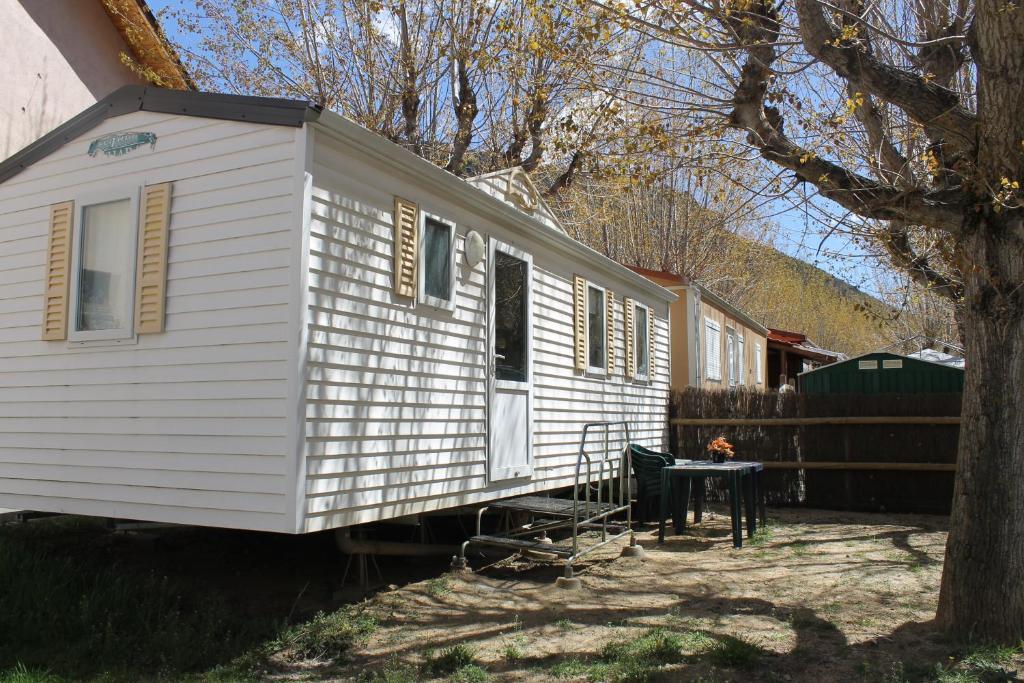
(587, 286, 605, 369)
(636, 305, 649, 378)
(77, 199, 132, 331)
(423, 218, 451, 301)
(494, 250, 527, 382)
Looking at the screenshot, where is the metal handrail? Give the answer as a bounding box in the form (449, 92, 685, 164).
(570, 421, 633, 562)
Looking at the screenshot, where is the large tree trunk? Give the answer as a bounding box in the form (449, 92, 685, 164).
(936, 214, 1024, 642)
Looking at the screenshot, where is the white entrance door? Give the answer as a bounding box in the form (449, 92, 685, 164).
(487, 238, 533, 481)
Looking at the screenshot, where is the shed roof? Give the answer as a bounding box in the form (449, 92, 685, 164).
(99, 0, 194, 90)
(767, 328, 845, 362)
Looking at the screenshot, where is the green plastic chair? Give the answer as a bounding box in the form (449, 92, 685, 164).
(628, 444, 682, 524)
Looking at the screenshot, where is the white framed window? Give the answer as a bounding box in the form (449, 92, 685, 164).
(68, 187, 140, 342)
(737, 333, 745, 385)
(704, 318, 721, 381)
(634, 301, 651, 382)
(755, 341, 764, 384)
(726, 327, 737, 386)
(585, 282, 607, 374)
(418, 212, 457, 310)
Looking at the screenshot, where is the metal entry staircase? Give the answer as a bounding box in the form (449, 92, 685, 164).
(453, 421, 643, 588)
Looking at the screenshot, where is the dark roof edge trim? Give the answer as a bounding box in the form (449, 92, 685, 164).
(0, 86, 320, 185)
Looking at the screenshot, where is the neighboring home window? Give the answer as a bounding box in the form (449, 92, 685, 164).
(634, 302, 650, 381)
(586, 283, 606, 373)
(738, 334, 745, 385)
(727, 327, 737, 386)
(419, 214, 456, 310)
(704, 318, 721, 381)
(755, 341, 764, 384)
(69, 192, 139, 341)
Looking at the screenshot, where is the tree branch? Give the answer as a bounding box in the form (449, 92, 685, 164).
(794, 0, 976, 148)
(727, 0, 964, 232)
(881, 222, 964, 301)
(445, 56, 478, 175)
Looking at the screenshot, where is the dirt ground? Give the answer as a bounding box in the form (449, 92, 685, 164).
(317, 507, 1023, 682)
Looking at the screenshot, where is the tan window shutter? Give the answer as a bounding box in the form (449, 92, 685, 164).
(624, 298, 635, 379)
(605, 290, 615, 374)
(134, 183, 173, 334)
(648, 310, 656, 378)
(393, 197, 418, 297)
(41, 201, 75, 340)
(572, 274, 586, 371)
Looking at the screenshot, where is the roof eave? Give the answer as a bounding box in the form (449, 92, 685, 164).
(310, 111, 677, 304)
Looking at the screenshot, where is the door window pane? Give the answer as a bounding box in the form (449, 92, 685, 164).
(636, 305, 649, 379)
(587, 285, 605, 369)
(77, 199, 133, 332)
(494, 250, 527, 382)
(423, 217, 452, 302)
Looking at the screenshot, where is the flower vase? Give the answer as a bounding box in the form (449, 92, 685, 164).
(712, 451, 726, 464)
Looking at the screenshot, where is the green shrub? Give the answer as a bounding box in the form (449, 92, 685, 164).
(423, 645, 476, 678)
(274, 607, 377, 661)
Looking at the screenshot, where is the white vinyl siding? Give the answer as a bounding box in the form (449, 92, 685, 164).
(300, 130, 670, 531)
(704, 318, 722, 381)
(0, 110, 298, 532)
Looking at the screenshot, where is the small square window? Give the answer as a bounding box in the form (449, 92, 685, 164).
(587, 284, 606, 372)
(69, 191, 138, 341)
(419, 215, 455, 309)
(635, 303, 650, 380)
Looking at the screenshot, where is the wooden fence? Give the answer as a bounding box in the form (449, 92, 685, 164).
(669, 388, 962, 514)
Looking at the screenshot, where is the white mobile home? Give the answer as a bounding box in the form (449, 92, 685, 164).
(0, 87, 674, 534)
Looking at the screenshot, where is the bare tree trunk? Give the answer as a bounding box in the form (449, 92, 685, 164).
(937, 214, 1024, 642)
(936, 0, 1024, 643)
(397, 2, 422, 156)
(446, 57, 478, 175)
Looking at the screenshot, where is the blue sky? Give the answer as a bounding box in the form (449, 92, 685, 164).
(149, 0, 879, 296)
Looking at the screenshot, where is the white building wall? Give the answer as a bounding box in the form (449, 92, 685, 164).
(0, 110, 300, 531)
(0, 0, 144, 159)
(301, 126, 670, 532)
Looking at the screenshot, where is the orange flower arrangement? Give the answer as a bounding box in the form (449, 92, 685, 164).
(707, 436, 735, 459)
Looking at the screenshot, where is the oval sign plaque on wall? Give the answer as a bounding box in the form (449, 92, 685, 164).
(87, 132, 157, 158)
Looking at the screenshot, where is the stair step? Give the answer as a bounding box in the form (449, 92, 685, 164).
(469, 534, 575, 556)
(487, 495, 622, 519)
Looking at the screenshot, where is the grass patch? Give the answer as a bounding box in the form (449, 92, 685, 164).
(425, 577, 453, 598)
(0, 664, 64, 683)
(422, 645, 478, 679)
(449, 664, 489, 682)
(677, 630, 716, 653)
(705, 635, 765, 668)
(549, 658, 591, 679)
(960, 643, 1018, 672)
(501, 635, 526, 662)
(749, 524, 775, 547)
(598, 628, 685, 681)
(554, 618, 575, 629)
(272, 606, 377, 661)
(790, 541, 811, 557)
(547, 628, 686, 682)
(0, 519, 276, 680)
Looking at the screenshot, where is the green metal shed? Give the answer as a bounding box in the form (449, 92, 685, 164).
(799, 352, 964, 394)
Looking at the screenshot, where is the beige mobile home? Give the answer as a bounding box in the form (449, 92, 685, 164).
(0, 87, 674, 534)
(629, 267, 768, 391)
